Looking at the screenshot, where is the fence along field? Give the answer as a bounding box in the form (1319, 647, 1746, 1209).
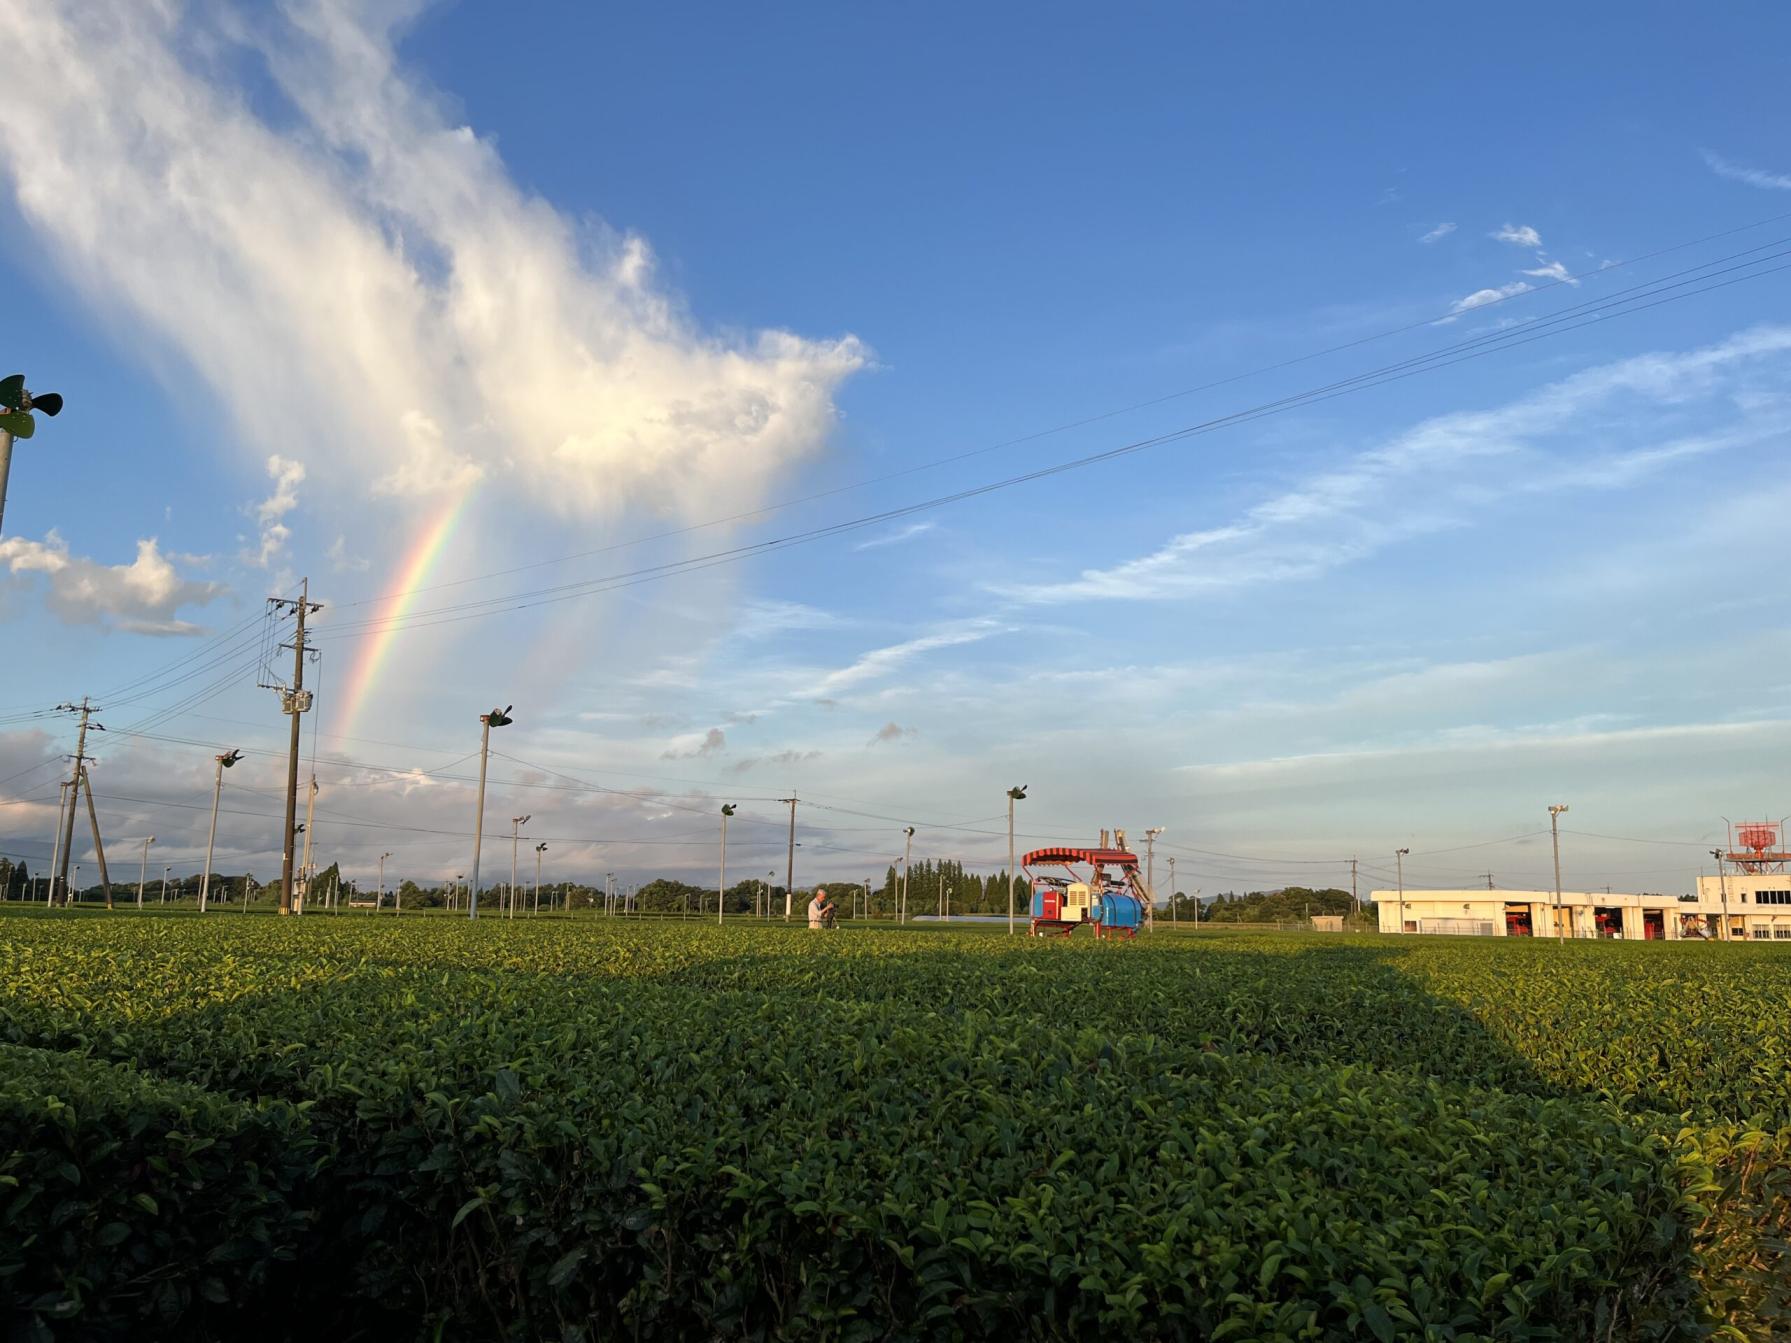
(1, 913, 1787, 1340)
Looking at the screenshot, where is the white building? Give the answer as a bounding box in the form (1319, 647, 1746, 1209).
(1370, 874, 1791, 940)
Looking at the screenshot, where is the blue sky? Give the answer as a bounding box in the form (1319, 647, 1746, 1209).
(2, 0, 1789, 898)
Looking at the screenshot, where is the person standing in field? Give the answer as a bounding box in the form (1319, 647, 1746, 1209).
(808, 888, 836, 929)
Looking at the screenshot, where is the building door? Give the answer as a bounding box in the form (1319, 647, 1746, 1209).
(1642, 910, 1663, 940)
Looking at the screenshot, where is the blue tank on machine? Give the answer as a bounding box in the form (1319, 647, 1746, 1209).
(1094, 891, 1145, 935)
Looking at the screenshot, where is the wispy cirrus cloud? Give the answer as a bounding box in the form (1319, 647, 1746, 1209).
(854, 521, 937, 551)
(1701, 150, 1791, 191)
(994, 326, 1791, 606)
(0, 0, 865, 524)
(1418, 222, 1456, 244)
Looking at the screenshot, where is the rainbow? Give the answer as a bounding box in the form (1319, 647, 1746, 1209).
(332, 493, 470, 740)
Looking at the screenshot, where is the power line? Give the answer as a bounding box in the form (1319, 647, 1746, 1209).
(310, 248, 1791, 648)
(327, 206, 1791, 614)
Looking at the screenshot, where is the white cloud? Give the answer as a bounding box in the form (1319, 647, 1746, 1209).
(661, 727, 727, 759)
(997, 325, 1791, 605)
(250, 454, 306, 567)
(1521, 259, 1578, 287)
(1493, 223, 1543, 247)
(0, 1, 865, 525)
(1449, 280, 1532, 315)
(0, 531, 221, 634)
(1701, 150, 1791, 191)
(1418, 222, 1456, 244)
(853, 521, 938, 551)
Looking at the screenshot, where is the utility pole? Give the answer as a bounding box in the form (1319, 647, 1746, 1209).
(1006, 785, 1027, 935)
(161, 866, 170, 905)
(1350, 857, 1358, 917)
(718, 805, 734, 926)
(377, 852, 392, 913)
(509, 815, 530, 920)
(468, 705, 512, 919)
(900, 826, 915, 924)
(1143, 827, 1163, 930)
(1168, 855, 1177, 925)
(1548, 804, 1569, 943)
(534, 843, 546, 915)
(1484, 872, 1496, 891)
(79, 766, 113, 910)
(1395, 848, 1409, 934)
(136, 836, 155, 909)
(54, 699, 101, 905)
(265, 581, 321, 917)
(781, 795, 798, 920)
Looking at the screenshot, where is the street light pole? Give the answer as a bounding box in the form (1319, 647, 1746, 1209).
(136, 836, 154, 909)
(1006, 785, 1027, 935)
(199, 750, 240, 914)
(1395, 847, 1410, 934)
(534, 844, 546, 916)
(1549, 804, 1569, 942)
(468, 706, 512, 919)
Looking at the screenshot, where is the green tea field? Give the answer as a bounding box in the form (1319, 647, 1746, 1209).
(3, 912, 1787, 1340)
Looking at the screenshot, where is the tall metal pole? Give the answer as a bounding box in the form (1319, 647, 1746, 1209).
(782, 795, 797, 919)
(1549, 804, 1569, 942)
(1395, 847, 1409, 934)
(1169, 855, 1177, 925)
(508, 817, 530, 920)
(137, 836, 154, 909)
(900, 826, 914, 924)
(1350, 857, 1358, 918)
(1710, 849, 1731, 941)
(0, 426, 12, 540)
(200, 753, 232, 914)
(534, 845, 545, 916)
(1143, 827, 1163, 930)
(718, 807, 732, 926)
(161, 866, 169, 905)
(275, 580, 319, 917)
(1006, 786, 1026, 935)
(468, 707, 514, 917)
(377, 852, 388, 913)
(55, 699, 96, 905)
